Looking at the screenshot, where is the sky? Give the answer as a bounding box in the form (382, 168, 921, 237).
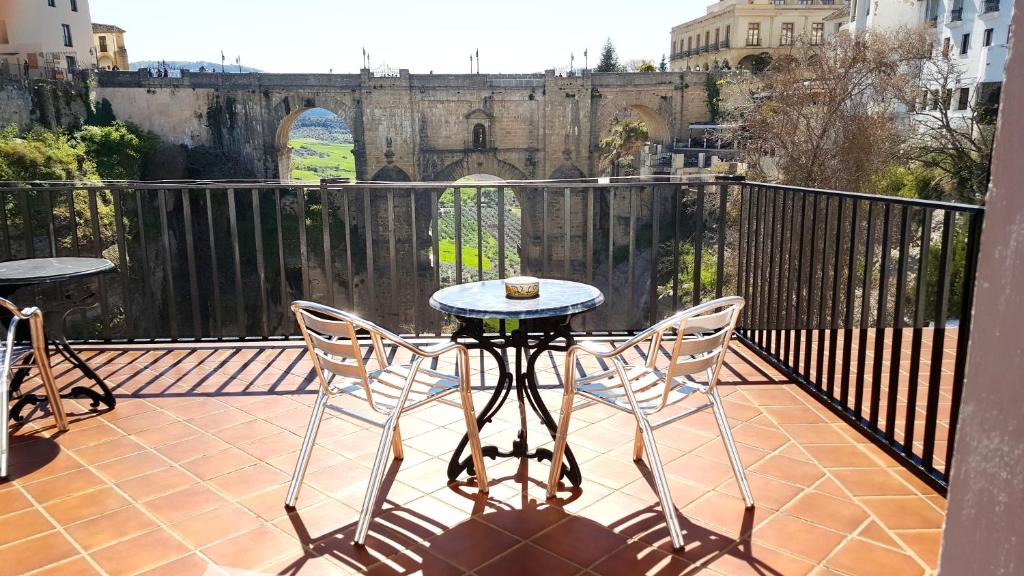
(88, 0, 712, 74)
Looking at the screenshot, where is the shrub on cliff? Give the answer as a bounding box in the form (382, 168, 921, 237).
(0, 124, 96, 181)
(76, 121, 160, 180)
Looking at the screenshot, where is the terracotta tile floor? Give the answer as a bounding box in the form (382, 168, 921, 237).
(1, 340, 945, 575)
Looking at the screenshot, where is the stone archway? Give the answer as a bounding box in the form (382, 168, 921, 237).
(549, 163, 586, 180)
(597, 102, 671, 146)
(275, 104, 357, 181)
(370, 164, 411, 182)
(737, 53, 773, 72)
(426, 155, 528, 183)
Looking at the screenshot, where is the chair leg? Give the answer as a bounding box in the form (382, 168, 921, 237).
(635, 414, 685, 549)
(458, 378, 489, 492)
(285, 389, 329, 508)
(29, 314, 66, 432)
(710, 388, 754, 507)
(633, 426, 644, 461)
(354, 414, 402, 545)
(1, 377, 8, 479)
(545, 387, 576, 499)
(391, 423, 404, 461)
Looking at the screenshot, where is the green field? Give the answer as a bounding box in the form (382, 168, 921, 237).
(289, 139, 355, 181)
(438, 239, 492, 271)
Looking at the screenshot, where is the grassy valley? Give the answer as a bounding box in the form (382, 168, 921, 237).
(289, 139, 355, 181)
(288, 108, 355, 181)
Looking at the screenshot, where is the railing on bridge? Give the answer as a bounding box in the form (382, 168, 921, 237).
(0, 178, 982, 492)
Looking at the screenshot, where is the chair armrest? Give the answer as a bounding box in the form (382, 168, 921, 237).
(571, 329, 660, 360)
(414, 340, 466, 359)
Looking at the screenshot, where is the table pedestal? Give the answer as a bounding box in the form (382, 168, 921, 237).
(446, 315, 582, 487)
(6, 297, 116, 423)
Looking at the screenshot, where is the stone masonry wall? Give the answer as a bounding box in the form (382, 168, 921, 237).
(95, 69, 712, 181)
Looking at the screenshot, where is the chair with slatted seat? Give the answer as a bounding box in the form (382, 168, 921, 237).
(286, 301, 489, 545)
(545, 296, 752, 549)
(2, 297, 66, 480)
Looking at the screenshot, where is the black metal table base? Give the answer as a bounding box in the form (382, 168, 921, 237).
(8, 339, 116, 423)
(446, 315, 583, 487)
(6, 303, 117, 423)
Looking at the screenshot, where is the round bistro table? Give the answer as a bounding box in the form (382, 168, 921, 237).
(0, 257, 118, 422)
(429, 279, 604, 487)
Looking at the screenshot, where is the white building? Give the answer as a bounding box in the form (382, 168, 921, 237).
(845, 0, 1012, 116)
(845, 0, 939, 32)
(937, 0, 1011, 114)
(0, 0, 95, 79)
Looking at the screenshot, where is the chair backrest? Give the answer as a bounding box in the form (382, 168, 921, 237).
(662, 296, 744, 398)
(0, 297, 34, 396)
(291, 301, 388, 409)
(1, 313, 21, 391)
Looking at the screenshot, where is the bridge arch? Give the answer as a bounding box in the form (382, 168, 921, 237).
(370, 164, 412, 182)
(596, 101, 671, 146)
(425, 156, 528, 182)
(274, 103, 358, 181)
(737, 53, 773, 72)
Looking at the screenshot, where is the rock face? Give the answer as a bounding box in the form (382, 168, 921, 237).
(94, 69, 711, 182)
(0, 77, 90, 132)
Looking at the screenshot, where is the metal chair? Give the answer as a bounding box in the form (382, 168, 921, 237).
(285, 301, 490, 545)
(546, 296, 753, 549)
(2, 297, 67, 480)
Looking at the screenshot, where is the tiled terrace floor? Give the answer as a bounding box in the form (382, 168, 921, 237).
(1, 340, 945, 576)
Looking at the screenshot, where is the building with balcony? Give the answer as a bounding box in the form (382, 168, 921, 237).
(0, 0, 94, 79)
(91, 23, 128, 71)
(936, 0, 1013, 118)
(669, 0, 845, 72)
(844, 0, 940, 33)
(846, 0, 1013, 120)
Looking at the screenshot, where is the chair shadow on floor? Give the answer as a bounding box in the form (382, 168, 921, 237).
(2, 436, 62, 483)
(605, 460, 781, 576)
(274, 453, 777, 576)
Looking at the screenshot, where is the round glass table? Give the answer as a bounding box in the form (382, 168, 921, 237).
(430, 278, 604, 487)
(0, 257, 118, 422)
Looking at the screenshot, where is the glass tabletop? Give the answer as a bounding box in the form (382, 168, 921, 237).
(0, 257, 116, 286)
(429, 279, 604, 320)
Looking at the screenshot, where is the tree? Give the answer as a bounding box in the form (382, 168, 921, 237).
(596, 39, 622, 72)
(599, 119, 648, 176)
(637, 61, 657, 73)
(894, 50, 997, 203)
(659, 54, 668, 72)
(722, 27, 994, 203)
(721, 29, 929, 193)
(86, 98, 117, 127)
(76, 121, 160, 180)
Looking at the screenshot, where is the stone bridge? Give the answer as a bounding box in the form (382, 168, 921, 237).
(95, 68, 711, 180)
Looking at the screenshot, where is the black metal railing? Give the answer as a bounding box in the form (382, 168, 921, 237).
(734, 183, 983, 493)
(0, 180, 739, 340)
(950, 7, 963, 22)
(983, 0, 1000, 13)
(0, 179, 982, 491)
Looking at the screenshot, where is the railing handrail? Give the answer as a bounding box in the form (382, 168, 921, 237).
(0, 178, 985, 213)
(0, 177, 721, 192)
(744, 182, 985, 213)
